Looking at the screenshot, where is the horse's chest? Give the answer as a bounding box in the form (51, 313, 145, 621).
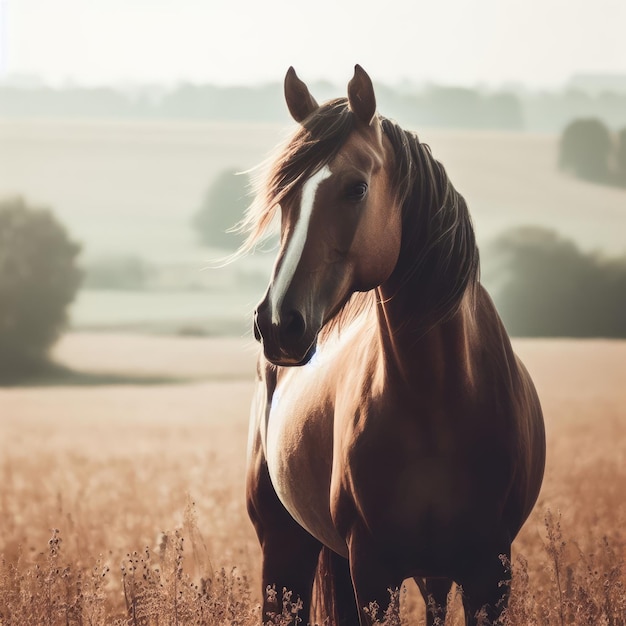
(264, 383, 348, 555)
(262, 362, 511, 564)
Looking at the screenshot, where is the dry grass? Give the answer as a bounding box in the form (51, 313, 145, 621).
(0, 333, 625, 624)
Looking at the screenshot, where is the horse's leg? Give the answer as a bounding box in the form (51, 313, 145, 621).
(415, 577, 453, 626)
(347, 530, 403, 626)
(260, 526, 322, 624)
(321, 549, 360, 626)
(248, 456, 322, 624)
(458, 548, 511, 626)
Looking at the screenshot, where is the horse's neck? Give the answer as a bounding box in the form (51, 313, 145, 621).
(374, 283, 477, 394)
(373, 152, 481, 390)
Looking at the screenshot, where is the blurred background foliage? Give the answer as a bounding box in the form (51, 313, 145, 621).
(2, 81, 626, 132)
(191, 169, 251, 250)
(82, 255, 155, 291)
(559, 118, 626, 186)
(0, 197, 82, 380)
(486, 227, 626, 338)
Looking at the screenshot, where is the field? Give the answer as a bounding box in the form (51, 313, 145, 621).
(1, 333, 625, 624)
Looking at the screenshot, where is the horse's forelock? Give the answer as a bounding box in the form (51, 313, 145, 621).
(239, 99, 354, 252)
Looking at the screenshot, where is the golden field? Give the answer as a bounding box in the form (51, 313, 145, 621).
(1, 332, 625, 624)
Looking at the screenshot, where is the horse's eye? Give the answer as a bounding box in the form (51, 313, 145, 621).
(347, 182, 368, 202)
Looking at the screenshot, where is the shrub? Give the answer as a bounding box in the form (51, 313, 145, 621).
(487, 226, 626, 337)
(0, 197, 82, 378)
(192, 169, 251, 250)
(558, 118, 613, 182)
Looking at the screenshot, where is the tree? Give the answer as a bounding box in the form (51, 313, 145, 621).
(192, 169, 251, 250)
(0, 197, 82, 378)
(558, 118, 613, 182)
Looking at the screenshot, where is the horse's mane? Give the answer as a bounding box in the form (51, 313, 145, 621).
(380, 117, 480, 330)
(241, 99, 479, 341)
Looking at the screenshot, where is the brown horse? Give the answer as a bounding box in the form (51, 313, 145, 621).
(245, 65, 545, 626)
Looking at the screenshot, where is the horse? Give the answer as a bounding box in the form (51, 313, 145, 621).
(244, 65, 545, 626)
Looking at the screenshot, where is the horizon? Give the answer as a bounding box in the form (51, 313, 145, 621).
(3, 0, 625, 91)
(2, 71, 623, 94)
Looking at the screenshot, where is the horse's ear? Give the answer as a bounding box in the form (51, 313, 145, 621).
(348, 65, 376, 126)
(284, 67, 319, 124)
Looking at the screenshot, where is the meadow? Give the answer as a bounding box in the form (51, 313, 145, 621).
(0, 332, 624, 624)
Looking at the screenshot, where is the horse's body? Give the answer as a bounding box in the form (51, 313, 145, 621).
(245, 66, 545, 626)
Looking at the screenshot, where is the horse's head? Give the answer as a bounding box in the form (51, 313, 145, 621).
(254, 66, 403, 366)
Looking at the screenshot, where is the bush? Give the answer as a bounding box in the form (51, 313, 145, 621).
(487, 226, 626, 337)
(0, 197, 82, 378)
(192, 169, 251, 250)
(558, 118, 613, 183)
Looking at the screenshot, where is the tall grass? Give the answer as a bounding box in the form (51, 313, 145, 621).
(0, 501, 623, 624)
(1, 339, 624, 624)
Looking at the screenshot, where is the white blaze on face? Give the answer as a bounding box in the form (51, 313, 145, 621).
(270, 165, 332, 325)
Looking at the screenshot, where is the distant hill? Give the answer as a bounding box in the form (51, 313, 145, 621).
(2, 80, 626, 132)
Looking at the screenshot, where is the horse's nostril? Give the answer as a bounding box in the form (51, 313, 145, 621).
(281, 310, 307, 343)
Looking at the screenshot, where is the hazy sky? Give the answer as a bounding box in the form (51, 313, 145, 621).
(3, 0, 625, 88)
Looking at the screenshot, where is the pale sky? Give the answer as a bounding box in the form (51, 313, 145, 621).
(2, 0, 625, 88)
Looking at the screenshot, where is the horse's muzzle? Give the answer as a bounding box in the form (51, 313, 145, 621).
(254, 301, 318, 367)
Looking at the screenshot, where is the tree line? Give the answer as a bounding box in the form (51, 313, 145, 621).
(2, 81, 626, 132)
